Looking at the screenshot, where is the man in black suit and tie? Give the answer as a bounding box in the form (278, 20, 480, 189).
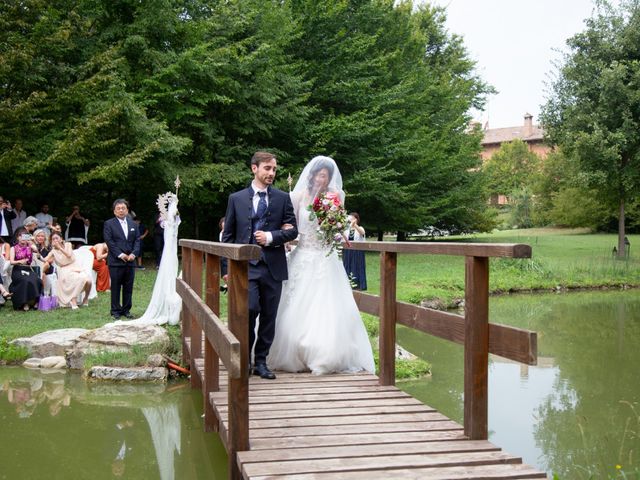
(104, 199, 140, 320)
(223, 151, 298, 379)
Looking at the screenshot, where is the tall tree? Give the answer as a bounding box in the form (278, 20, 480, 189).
(541, 0, 640, 257)
(287, 0, 493, 238)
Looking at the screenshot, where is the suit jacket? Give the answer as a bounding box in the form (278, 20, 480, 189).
(103, 216, 140, 267)
(222, 186, 298, 281)
(0, 208, 16, 238)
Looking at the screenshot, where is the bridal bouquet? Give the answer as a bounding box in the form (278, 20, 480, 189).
(308, 191, 351, 256)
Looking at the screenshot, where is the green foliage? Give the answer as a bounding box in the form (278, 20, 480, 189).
(0, 337, 29, 364)
(508, 187, 535, 229)
(550, 187, 612, 230)
(541, 1, 640, 249)
(83, 342, 168, 369)
(484, 139, 541, 196)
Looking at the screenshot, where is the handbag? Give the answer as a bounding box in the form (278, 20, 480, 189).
(37, 294, 58, 311)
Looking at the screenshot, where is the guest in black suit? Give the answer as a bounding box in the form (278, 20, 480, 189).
(103, 199, 139, 320)
(0, 196, 16, 243)
(222, 151, 298, 379)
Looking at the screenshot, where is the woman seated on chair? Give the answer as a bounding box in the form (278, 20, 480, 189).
(9, 233, 42, 311)
(33, 229, 57, 297)
(43, 231, 91, 310)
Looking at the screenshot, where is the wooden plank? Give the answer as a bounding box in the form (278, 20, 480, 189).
(242, 451, 521, 477)
(188, 247, 203, 390)
(244, 420, 463, 439)
(218, 404, 435, 420)
(347, 241, 532, 258)
(230, 412, 450, 429)
(216, 397, 426, 413)
(179, 239, 261, 261)
(379, 251, 397, 386)
(239, 440, 499, 463)
(246, 384, 406, 396)
(177, 279, 241, 379)
(211, 389, 410, 405)
(354, 292, 537, 365)
(464, 256, 489, 440)
(249, 463, 547, 480)
(248, 430, 467, 450)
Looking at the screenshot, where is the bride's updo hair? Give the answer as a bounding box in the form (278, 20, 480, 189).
(307, 157, 335, 192)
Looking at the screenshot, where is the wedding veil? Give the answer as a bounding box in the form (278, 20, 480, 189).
(291, 156, 345, 215)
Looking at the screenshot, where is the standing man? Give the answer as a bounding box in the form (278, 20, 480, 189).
(104, 199, 139, 320)
(0, 196, 16, 243)
(222, 151, 298, 379)
(35, 203, 53, 236)
(11, 199, 27, 233)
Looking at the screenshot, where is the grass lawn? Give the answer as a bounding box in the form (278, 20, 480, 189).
(369, 228, 640, 305)
(1, 228, 638, 352)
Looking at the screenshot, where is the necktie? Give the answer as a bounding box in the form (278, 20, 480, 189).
(255, 192, 267, 230)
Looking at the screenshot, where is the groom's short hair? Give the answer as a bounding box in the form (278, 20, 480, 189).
(251, 151, 276, 167)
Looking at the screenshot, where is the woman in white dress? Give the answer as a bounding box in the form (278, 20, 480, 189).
(268, 156, 375, 375)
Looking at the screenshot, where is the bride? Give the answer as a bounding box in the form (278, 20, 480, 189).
(267, 156, 375, 375)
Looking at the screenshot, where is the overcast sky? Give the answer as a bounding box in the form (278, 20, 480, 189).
(428, 0, 603, 128)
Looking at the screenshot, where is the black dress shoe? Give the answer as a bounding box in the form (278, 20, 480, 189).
(253, 363, 276, 380)
(123, 313, 135, 319)
(112, 314, 121, 320)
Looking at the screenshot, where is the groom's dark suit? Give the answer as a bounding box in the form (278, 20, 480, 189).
(104, 216, 140, 318)
(223, 185, 298, 366)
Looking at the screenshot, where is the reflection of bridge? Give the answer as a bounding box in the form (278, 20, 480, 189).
(177, 240, 547, 479)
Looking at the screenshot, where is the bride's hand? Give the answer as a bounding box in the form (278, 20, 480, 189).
(281, 223, 294, 230)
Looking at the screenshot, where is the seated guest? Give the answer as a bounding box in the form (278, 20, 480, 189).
(43, 231, 91, 309)
(33, 229, 57, 296)
(9, 233, 42, 311)
(0, 237, 12, 289)
(65, 205, 90, 248)
(89, 242, 110, 292)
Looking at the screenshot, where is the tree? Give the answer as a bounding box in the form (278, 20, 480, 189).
(541, 0, 640, 257)
(287, 0, 494, 238)
(483, 139, 541, 200)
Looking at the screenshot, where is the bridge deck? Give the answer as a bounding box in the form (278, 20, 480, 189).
(193, 359, 546, 480)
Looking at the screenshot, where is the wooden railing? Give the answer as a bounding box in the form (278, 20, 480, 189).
(176, 239, 536, 478)
(347, 241, 536, 440)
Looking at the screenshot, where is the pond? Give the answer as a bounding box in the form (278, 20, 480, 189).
(399, 289, 640, 479)
(0, 369, 227, 479)
(1, 290, 638, 479)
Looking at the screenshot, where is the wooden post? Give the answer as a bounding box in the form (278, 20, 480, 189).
(379, 251, 397, 386)
(181, 247, 192, 367)
(204, 253, 220, 432)
(226, 259, 250, 480)
(464, 256, 489, 440)
(189, 248, 203, 389)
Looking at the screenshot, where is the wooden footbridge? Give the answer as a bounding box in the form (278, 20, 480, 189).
(177, 240, 546, 479)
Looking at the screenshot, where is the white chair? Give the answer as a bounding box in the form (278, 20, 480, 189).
(74, 246, 97, 301)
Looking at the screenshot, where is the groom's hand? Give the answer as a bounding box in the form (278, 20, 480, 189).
(254, 230, 268, 246)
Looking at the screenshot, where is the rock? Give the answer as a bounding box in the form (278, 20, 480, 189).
(23, 358, 43, 369)
(395, 344, 417, 361)
(146, 354, 166, 367)
(420, 298, 447, 311)
(11, 329, 88, 358)
(40, 356, 67, 369)
(67, 324, 170, 370)
(87, 366, 168, 382)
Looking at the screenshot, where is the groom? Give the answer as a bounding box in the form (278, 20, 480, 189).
(222, 151, 298, 379)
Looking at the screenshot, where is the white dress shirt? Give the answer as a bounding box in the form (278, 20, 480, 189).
(251, 181, 272, 245)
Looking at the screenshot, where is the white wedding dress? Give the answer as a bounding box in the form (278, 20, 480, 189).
(267, 157, 375, 375)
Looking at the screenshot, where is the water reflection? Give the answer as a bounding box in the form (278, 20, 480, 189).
(0, 368, 227, 480)
(398, 290, 640, 479)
